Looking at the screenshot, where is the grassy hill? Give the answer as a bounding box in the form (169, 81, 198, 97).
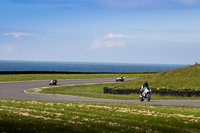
(115, 64, 200, 89)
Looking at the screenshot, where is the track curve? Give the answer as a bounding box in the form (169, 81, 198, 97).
(0, 78, 200, 107)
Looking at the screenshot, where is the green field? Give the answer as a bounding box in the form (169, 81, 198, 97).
(1, 99, 200, 133)
(31, 83, 200, 100)
(113, 64, 200, 90)
(1, 64, 200, 132)
(27, 64, 200, 100)
(0, 73, 146, 82)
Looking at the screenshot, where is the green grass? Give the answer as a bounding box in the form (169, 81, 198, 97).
(1, 66, 200, 132)
(0, 99, 200, 133)
(0, 73, 146, 82)
(113, 64, 200, 90)
(33, 83, 200, 100)
(26, 64, 200, 100)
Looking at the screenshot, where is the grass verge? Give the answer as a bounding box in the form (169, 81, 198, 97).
(0, 99, 200, 133)
(113, 64, 200, 90)
(29, 83, 200, 100)
(0, 73, 147, 82)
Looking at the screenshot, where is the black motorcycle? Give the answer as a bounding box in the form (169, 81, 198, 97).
(49, 79, 57, 85)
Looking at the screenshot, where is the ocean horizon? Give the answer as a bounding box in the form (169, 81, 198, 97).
(0, 60, 188, 73)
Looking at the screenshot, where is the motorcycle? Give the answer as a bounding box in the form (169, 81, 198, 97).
(116, 76, 125, 82)
(49, 79, 57, 85)
(140, 87, 151, 102)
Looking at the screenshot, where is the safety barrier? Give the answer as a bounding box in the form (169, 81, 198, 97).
(103, 87, 200, 97)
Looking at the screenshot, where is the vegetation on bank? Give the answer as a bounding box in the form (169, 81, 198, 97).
(0, 73, 147, 82)
(33, 83, 200, 100)
(26, 64, 200, 100)
(113, 64, 200, 90)
(0, 65, 200, 133)
(1, 99, 200, 133)
(1, 65, 200, 132)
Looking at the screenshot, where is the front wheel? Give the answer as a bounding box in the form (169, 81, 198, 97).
(147, 94, 151, 102)
(140, 97, 144, 102)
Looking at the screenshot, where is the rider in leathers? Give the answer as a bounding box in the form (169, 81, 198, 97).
(140, 81, 150, 95)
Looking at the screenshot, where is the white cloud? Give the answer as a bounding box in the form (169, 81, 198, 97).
(1, 32, 33, 38)
(89, 33, 135, 50)
(104, 33, 135, 39)
(104, 33, 123, 39)
(89, 37, 125, 50)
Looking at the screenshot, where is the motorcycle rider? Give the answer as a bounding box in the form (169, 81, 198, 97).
(49, 79, 57, 85)
(140, 81, 150, 95)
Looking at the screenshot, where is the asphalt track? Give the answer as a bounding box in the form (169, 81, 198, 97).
(0, 78, 200, 107)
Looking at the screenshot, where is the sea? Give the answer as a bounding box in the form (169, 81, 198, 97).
(0, 60, 188, 73)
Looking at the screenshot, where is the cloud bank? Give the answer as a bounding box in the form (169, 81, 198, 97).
(90, 37, 125, 50)
(104, 33, 135, 39)
(1, 32, 34, 38)
(89, 33, 135, 50)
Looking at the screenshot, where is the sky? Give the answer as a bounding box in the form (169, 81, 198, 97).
(0, 0, 200, 64)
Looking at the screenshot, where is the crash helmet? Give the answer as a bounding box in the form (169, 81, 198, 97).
(143, 81, 148, 86)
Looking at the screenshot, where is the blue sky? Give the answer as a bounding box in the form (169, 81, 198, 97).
(0, 0, 200, 64)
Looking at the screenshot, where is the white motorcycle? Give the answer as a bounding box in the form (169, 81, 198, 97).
(140, 87, 151, 102)
(49, 79, 57, 85)
(116, 76, 125, 82)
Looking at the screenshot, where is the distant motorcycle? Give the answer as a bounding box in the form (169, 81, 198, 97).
(49, 79, 57, 85)
(140, 87, 151, 102)
(116, 76, 125, 82)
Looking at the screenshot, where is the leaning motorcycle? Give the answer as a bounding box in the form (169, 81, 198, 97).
(116, 76, 125, 82)
(49, 79, 57, 85)
(140, 87, 151, 102)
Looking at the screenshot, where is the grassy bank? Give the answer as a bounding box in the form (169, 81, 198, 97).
(32, 83, 200, 100)
(0, 99, 200, 133)
(113, 64, 200, 89)
(26, 64, 200, 100)
(0, 73, 146, 82)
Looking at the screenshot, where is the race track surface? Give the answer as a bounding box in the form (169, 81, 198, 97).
(0, 78, 200, 107)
